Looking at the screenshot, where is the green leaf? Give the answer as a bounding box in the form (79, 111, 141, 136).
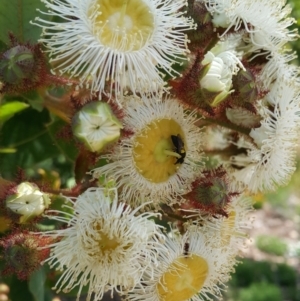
(0, 0, 49, 44)
(29, 267, 46, 301)
(0, 108, 59, 178)
(24, 91, 45, 112)
(46, 117, 79, 163)
(0, 101, 29, 125)
(0, 108, 76, 184)
(9, 276, 34, 301)
(0, 147, 17, 153)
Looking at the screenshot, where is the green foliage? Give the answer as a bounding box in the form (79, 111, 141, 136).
(0, 0, 50, 44)
(28, 267, 46, 301)
(228, 259, 299, 301)
(0, 107, 76, 184)
(8, 276, 35, 301)
(238, 282, 282, 301)
(0, 101, 29, 127)
(256, 235, 288, 256)
(230, 259, 297, 287)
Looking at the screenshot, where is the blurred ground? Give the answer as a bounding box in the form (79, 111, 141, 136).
(242, 198, 300, 270)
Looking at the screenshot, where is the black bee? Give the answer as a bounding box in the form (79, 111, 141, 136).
(183, 242, 189, 256)
(171, 134, 186, 164)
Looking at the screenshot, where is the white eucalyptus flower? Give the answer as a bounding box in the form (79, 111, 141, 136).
(72, 102, 123, 152)
(42, 187, 165, 301)
(199, 195, 253, 253)
(229, 77, 300, 193)
(6, 182, 50, 223)
(260, 51, 300, 88)
(33, 0, 195, 101)
(92, 97, 204, 205)
(205, 0, 297, 52)
(126, 231, 236, 301)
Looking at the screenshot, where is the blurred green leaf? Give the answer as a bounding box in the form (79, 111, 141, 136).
(0, 147, 17, 153)
(0, 39, 7, 52)
(0, 108, 56, 178)
(29, 267, 46, 301)
(46, 117, 79, 163)
(256, 235, 288, 256)
(239, 282, 282, 301)
(0, 101, 29, 125)
(9, 276, 34, 301)
(22, 90, 45, 112)
(0, 108, 77, 179)
(0, 0, 49, 44)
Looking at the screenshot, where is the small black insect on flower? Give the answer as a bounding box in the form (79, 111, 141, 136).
(183, 242, 190, 256)
(171, 134, 186, 164)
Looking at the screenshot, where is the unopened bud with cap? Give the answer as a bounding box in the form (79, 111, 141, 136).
(72, 102, 123, 153)
(6, 182, 50, 223)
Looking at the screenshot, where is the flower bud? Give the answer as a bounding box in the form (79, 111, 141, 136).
(232, 68, 258, 104)
(0, 35, 48, 94)
(6, 182, 50, 223)
(200, 52, 233, 106)
(0, 231, 51, 280)
(0, 45, 34, 84)
(199, 35, 245, 107)
(72, 102, 123, 153)
(182, 167, 239, 217)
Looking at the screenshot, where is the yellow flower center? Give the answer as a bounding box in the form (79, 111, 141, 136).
(98, 232, 120, 253)
(90, 0, 154, 51)
(133, 119, 186, 183)
(220, 210, 236, 245)
(157, 255, 208, 301)
(84, 222, 132, 262)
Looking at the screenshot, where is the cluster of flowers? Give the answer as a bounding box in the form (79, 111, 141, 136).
(1, 0, 300, 300)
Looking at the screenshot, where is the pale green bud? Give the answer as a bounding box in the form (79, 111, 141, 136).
(200, 52, 233, 106)
(72, 102, 123, 153)
(200, 36, 245, 107)
(6, 182, 51, 223)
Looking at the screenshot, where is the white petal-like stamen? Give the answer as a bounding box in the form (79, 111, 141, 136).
(92, 97, 204, 205)
(229, 77, 300, 193)
(33, 0, 195, 101)
(126, 231, 236, 301)
(41, 187, 165, 301)
(205, 0, 297, 52)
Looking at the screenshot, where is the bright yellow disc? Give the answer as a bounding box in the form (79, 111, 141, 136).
(157, 255, 209, 301)
(133, 119, 186, 183)
(91, 0, 154, 50)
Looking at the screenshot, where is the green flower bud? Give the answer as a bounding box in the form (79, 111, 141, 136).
(199, 35, 245, 107)
(72, 102, 123, 153)
(232, 68, 258, 103)
(6, 182, 51, 223)
(0, 35, 49, 94)
(200, 52, 233, 106)
(0, 45, 34, 84)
